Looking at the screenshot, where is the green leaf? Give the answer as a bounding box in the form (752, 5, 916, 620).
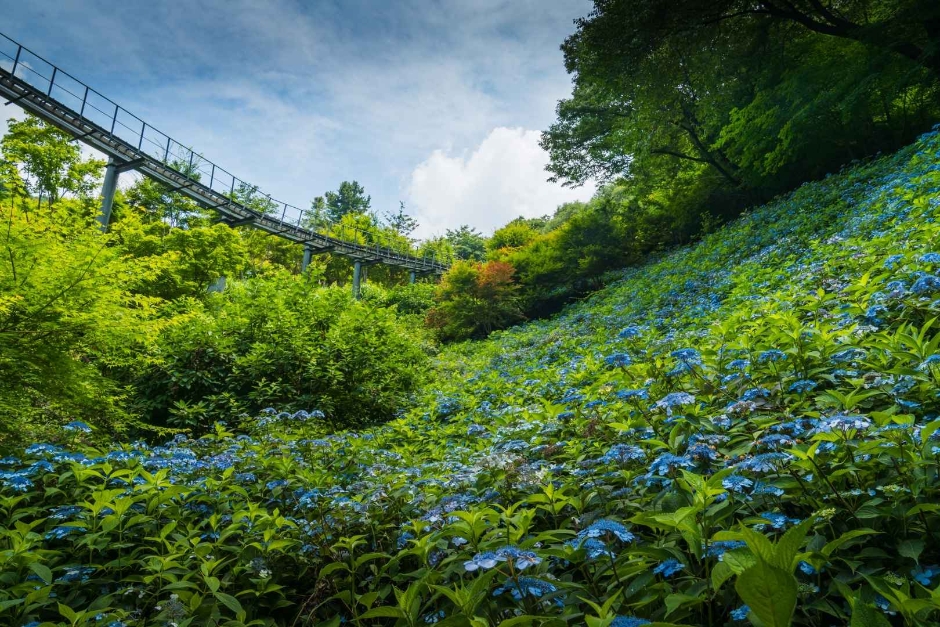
(214, 592, 246, 621)
(58, 602, 79, 623)
(28, 562, 52, 584)
(735, 562, 797, 627)
(204, 575, 220, 593)
(850, 601, 892, 627)
(360, 606, 407, 619)
(821, 529, 879, 557)
(898, 539, 924, 562)
(772, 518, 813, 571)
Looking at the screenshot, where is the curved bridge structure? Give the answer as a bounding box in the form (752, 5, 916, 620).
(0, 33, 447, 295)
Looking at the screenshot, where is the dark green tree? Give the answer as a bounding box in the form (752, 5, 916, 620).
(445, 225, 487, 261)
(1, 116, 104, 208)
(384, 201, 419, 238)
(304, 195, 330, 231)
(325, 180, 371, 223)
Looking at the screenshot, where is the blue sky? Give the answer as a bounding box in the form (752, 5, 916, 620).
(1, 0, 596, 237)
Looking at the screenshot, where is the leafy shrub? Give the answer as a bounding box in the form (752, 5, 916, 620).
(0, 203, 160, 448)
(121, 272, 431, 431)
(427, 260, 524, 341)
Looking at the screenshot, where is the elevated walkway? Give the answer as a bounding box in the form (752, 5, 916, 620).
(0, 33, 448, 291)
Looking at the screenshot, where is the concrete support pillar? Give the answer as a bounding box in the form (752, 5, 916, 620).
(409, 271, 416, 284)
(98, 156, 120, 231)
(352, 261, 362, 299)
(302, 246, 312, 272)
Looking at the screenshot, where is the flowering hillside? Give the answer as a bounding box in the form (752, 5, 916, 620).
(2, 129, 940, 626)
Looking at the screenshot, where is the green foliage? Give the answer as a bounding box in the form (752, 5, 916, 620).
(487, 220, 540, 255)
(325, 180, 371, 223)
(3, 123, 940, 627)
(445, 224, 487, 261)
(1, 117, 104, 209)
(121, 272, 431, 431)
(0, 203, 159, 448)
(427, 260, 524, 341)
(385, 201, 420, 238)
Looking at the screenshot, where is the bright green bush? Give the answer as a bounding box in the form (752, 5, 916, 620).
(427, 260, 524, 341)
(0, 202, 161, 448)
(121, 272, 431, 431)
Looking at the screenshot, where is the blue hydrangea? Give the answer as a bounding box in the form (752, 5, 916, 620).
(605, 353, 632, 368)
(648, 453, 694, 476)
(706, 540, 747, 559)
(63, 421, 92, 433)
(813, 414, 871, 434)
(758, 349, 787, 363)
(730, 605, 750, 621)
(611, 617, 651, 627)
(44, 526, 86, 540)
(912, 565, 940, 586)
(616, 388, 649, 401)
(56, 566, 96, 583)
(578, 537, 615, 559)
(722, 475, 753, 493)
(618, 326, 642, 339)
(0, 472, 32, 492)
(655, 392, 695, 412)
(921, 253, 940, 264)
(884, 254, 905, 268)
(756, 511, 801, 530)
(737, 452, 792, 473)
(912, 275, 940, 294)
(788, 379, 817, 394)
(578, 519, 635, 543)
(493, 577, 559, 604)
(602, 444, 646, 464)
(653, 558, 684, 578)
(918, 354, 940, 370)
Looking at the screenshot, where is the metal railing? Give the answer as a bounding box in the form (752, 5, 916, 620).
(0, 32, 446, 273)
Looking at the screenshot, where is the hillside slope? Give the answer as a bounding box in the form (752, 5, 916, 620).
(2, 130, 940, 625)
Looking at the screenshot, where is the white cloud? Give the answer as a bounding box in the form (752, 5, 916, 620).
(407, 127, 595, 238)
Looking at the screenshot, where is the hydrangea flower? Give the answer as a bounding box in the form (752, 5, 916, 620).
(912, 565, 940, 586)
(912, 275, 940, 294)
(45, 526, 87, 540)
(578, 519, 635, 543)
(618, 326, 642, 339)
(63, 421, 92, 433)
(611, 617, 651, 627)
(653, 558, 684, 578)
(737, 452, 792, 473)
(492, 577, 559, 604)
(758, 349, 786, 363)
(605, 353, 632, 368)
(813, 414, 871, 434)
(722, 475, 753, 493)
(706, 540, 747, 559)
(655, 392, 695, 413)
(579, 537, 615, 559)
(647, 453, 694, 476)
(789, 379, 817, 394)
(602, 444, 646, 464)
(756, 511, 801, 530)
(616, 388, 649, 401)
(730, 605, 750, 621)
